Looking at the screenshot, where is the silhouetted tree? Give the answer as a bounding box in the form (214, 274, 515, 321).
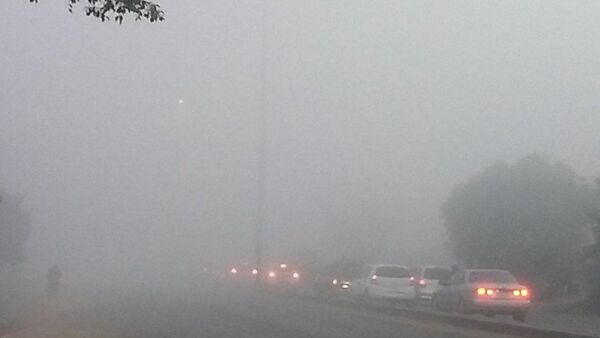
(441, 154, 595, 295)
(29, 0, 164, 23)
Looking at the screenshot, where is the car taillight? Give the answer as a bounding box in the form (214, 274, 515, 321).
(513, 288, 529, 297)
(292, 272, 300, 279)
(418, 279, 426, 286)
(252, 269, 258, 275)
(475, 288, 496, 296)
(231, 268, 237, 274)
(332, 279, 338, 285)
(371, 274, 378, 281)
(268, 271, 276, 278)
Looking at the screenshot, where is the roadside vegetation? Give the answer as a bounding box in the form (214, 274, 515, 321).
(442, 154, 600, 313)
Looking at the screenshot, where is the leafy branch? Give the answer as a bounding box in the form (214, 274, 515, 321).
(29, 0, 164, 23)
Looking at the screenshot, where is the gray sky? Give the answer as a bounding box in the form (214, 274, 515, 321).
(1, 1, 600, 280)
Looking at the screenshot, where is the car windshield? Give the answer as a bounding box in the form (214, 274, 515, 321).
(469, 270, 517, 284)
(375, 266, 410, 278)
(423, 268, 451, 281)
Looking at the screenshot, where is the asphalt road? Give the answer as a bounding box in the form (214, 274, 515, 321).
(83, 283, 519, 338)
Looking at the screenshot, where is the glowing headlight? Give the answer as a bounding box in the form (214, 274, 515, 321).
(268, 271, 276, 278)
(332, 279, 338, 285)
(292, 272, 300, 279)
(252, 269, 258, 275)
(231, 268, 237, 274)
(341, 284, 350, 289)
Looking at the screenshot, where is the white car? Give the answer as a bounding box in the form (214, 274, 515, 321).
(350, 264, 416, 303)
(409, 266, 451, 301)
(432, 269, 531, 321)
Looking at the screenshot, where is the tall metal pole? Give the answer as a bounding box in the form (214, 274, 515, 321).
(255, 0, 267, 284)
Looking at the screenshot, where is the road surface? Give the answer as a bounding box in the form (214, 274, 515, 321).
(69, 283, 518, 338)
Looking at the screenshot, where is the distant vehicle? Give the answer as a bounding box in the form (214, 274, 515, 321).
(312, 262, 363, 296)
(262, 262, 305, 289)
(222, 260, 260, 284)
(350, 264, 417, 303)
(409, 266, 451, 301)
(432, 269, 530, 321)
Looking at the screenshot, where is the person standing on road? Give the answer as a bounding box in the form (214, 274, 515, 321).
(46, 265, 62, 299)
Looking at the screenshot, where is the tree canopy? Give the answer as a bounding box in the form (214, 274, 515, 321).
(30, 0, 164, 23)
(441, 154, 596, 289)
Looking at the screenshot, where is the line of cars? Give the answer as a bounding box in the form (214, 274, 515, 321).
(224, 262, 305, 290)
(219, 261, 531, 322)
(312, 263, 531, 322)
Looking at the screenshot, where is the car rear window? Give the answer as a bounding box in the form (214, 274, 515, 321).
(469, 270, 517, 283)
(375, 266, 410, 278)
(423, 268, 451, 281)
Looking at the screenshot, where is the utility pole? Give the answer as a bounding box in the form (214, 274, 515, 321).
(255, 0, 267, 284)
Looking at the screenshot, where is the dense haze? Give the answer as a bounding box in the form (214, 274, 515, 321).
(1, 1, 600, 286)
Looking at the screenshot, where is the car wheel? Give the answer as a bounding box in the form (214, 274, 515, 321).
(512, 311, 526, 322)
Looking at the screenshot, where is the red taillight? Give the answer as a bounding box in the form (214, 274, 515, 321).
(475, 288, 497, 296)
(513, 288, 529, 297)
(418, 279, 426, 286)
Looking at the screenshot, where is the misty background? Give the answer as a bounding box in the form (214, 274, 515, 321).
(1, 1, 600, 286)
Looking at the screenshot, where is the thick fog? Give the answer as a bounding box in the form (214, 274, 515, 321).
(1, 1, 600, 287)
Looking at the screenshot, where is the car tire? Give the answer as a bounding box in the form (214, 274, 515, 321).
(512, 311, 527, 322)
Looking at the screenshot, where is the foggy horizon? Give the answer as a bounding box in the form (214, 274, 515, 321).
(2, 0, 600, 285)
